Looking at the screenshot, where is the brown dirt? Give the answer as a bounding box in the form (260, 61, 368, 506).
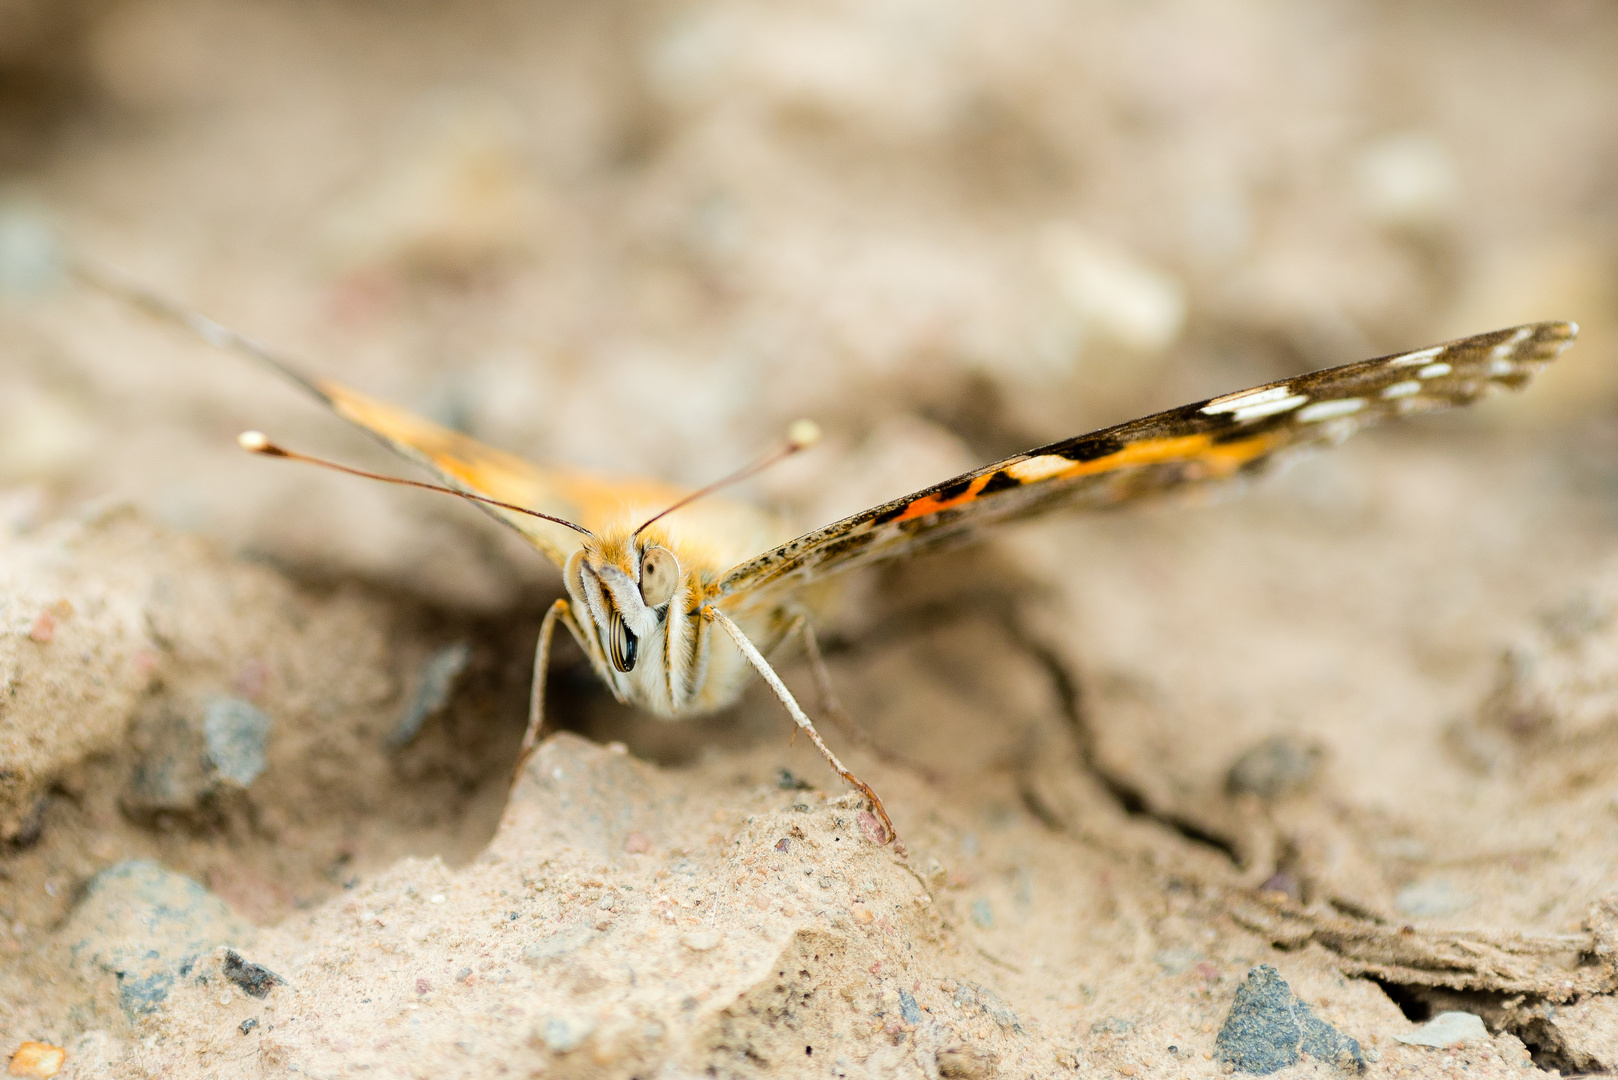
(3, 1, 1618, 1076)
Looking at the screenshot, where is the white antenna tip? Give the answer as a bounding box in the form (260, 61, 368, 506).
(238, 430, 270, 453)
(786, 419, 821, 450)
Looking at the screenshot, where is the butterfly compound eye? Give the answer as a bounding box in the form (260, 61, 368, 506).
(608, 610, 638, 672)
(639, 546, 679, 607)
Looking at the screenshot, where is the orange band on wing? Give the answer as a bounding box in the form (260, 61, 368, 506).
(892, 472, 998, 522)
(891, 431, 1277, 524)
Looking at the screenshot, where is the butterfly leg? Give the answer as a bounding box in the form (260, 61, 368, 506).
(774, 613, 876, 756)
(512, 598, 584, 785)
(706, 607, 901, 851)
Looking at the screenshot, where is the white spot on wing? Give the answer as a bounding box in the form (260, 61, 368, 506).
(1489, 327, 1532, 361)
(1488, 357, 1516, 376)
(1296, 398, 1365, 422)
(1389, 345, 1445, 367)
(1201, 385, 1294, 414)
(1382, 380, 1421, 398)
(1231, 394, 1309, 422)
(1417, 361, 1452, 379)
(1006, 455, 1073, 483)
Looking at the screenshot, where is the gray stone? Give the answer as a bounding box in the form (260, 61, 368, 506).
(62, 860, 254, 1019)
(0, 204, 65, 295)
(1215, 965, 1365, 1074)
(1227, 734, 1325, 799)
(391, 641, 471, 746)
(202, 697, 272, 787)
(125, 695, 272, 815)
(952, 982, 1020, 1032)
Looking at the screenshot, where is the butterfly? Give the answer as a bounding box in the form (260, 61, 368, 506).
(80, 264, 1576, 848)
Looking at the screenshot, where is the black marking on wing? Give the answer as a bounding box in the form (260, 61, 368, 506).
(979, 469, 1023, 495)
(1057, 434, 1128, 461)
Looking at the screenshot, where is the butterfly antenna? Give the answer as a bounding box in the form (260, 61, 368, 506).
(634, 420, 821, 537)
(71, 260, 326, 397)
(238, 431, 594, 537)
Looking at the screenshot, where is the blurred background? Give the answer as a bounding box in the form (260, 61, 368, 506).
(0, 0, 1614, 612)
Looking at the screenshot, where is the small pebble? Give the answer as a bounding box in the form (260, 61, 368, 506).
(1394, 1011, 1487, 1048)
(776, 768, 811, 790)
(222, 950, 282, 999)
(27, 612, 53, 644)
(238, 1018, 257, 1036)
(537, 1014, 594, 1054)
(1153, 947, 1202, 975)
(6, 1041, 65, 1078)
(416, 977, 432, 994)
(0, 206, 65, 295)
(1227, 735, 1324, 800)
(203, 698, 272, 787)
(856, 812, 887, 844)
(624, 833, 651, 854)
(680, 929, 722, 952)
(1258, 870, 1300, 900)
(969, 900, 994, 929)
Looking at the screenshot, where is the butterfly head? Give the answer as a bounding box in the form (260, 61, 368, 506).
(566, 532, 686, 680)
(561, 419, 818, 694)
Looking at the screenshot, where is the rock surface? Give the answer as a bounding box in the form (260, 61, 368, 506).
(5, 1, 1618, 1077)
(1215, 965, 1366, 1074)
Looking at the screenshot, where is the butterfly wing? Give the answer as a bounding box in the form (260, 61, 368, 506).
(300, 378, 689, 565)
(77, 263, 688, 565)
(717, 321, 1577, 603)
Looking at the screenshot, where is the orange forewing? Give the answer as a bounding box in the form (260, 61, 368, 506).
(313, 378, 687, 565)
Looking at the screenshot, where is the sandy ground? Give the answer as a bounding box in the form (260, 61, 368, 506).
(4, 1, 1618, 1076)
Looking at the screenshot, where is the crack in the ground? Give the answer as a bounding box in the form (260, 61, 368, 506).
(1369, 979, 1618, 1076)
(813, 588, 1247, 865)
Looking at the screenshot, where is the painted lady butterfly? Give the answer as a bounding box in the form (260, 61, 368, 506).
(81, 264, 1576, 847)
